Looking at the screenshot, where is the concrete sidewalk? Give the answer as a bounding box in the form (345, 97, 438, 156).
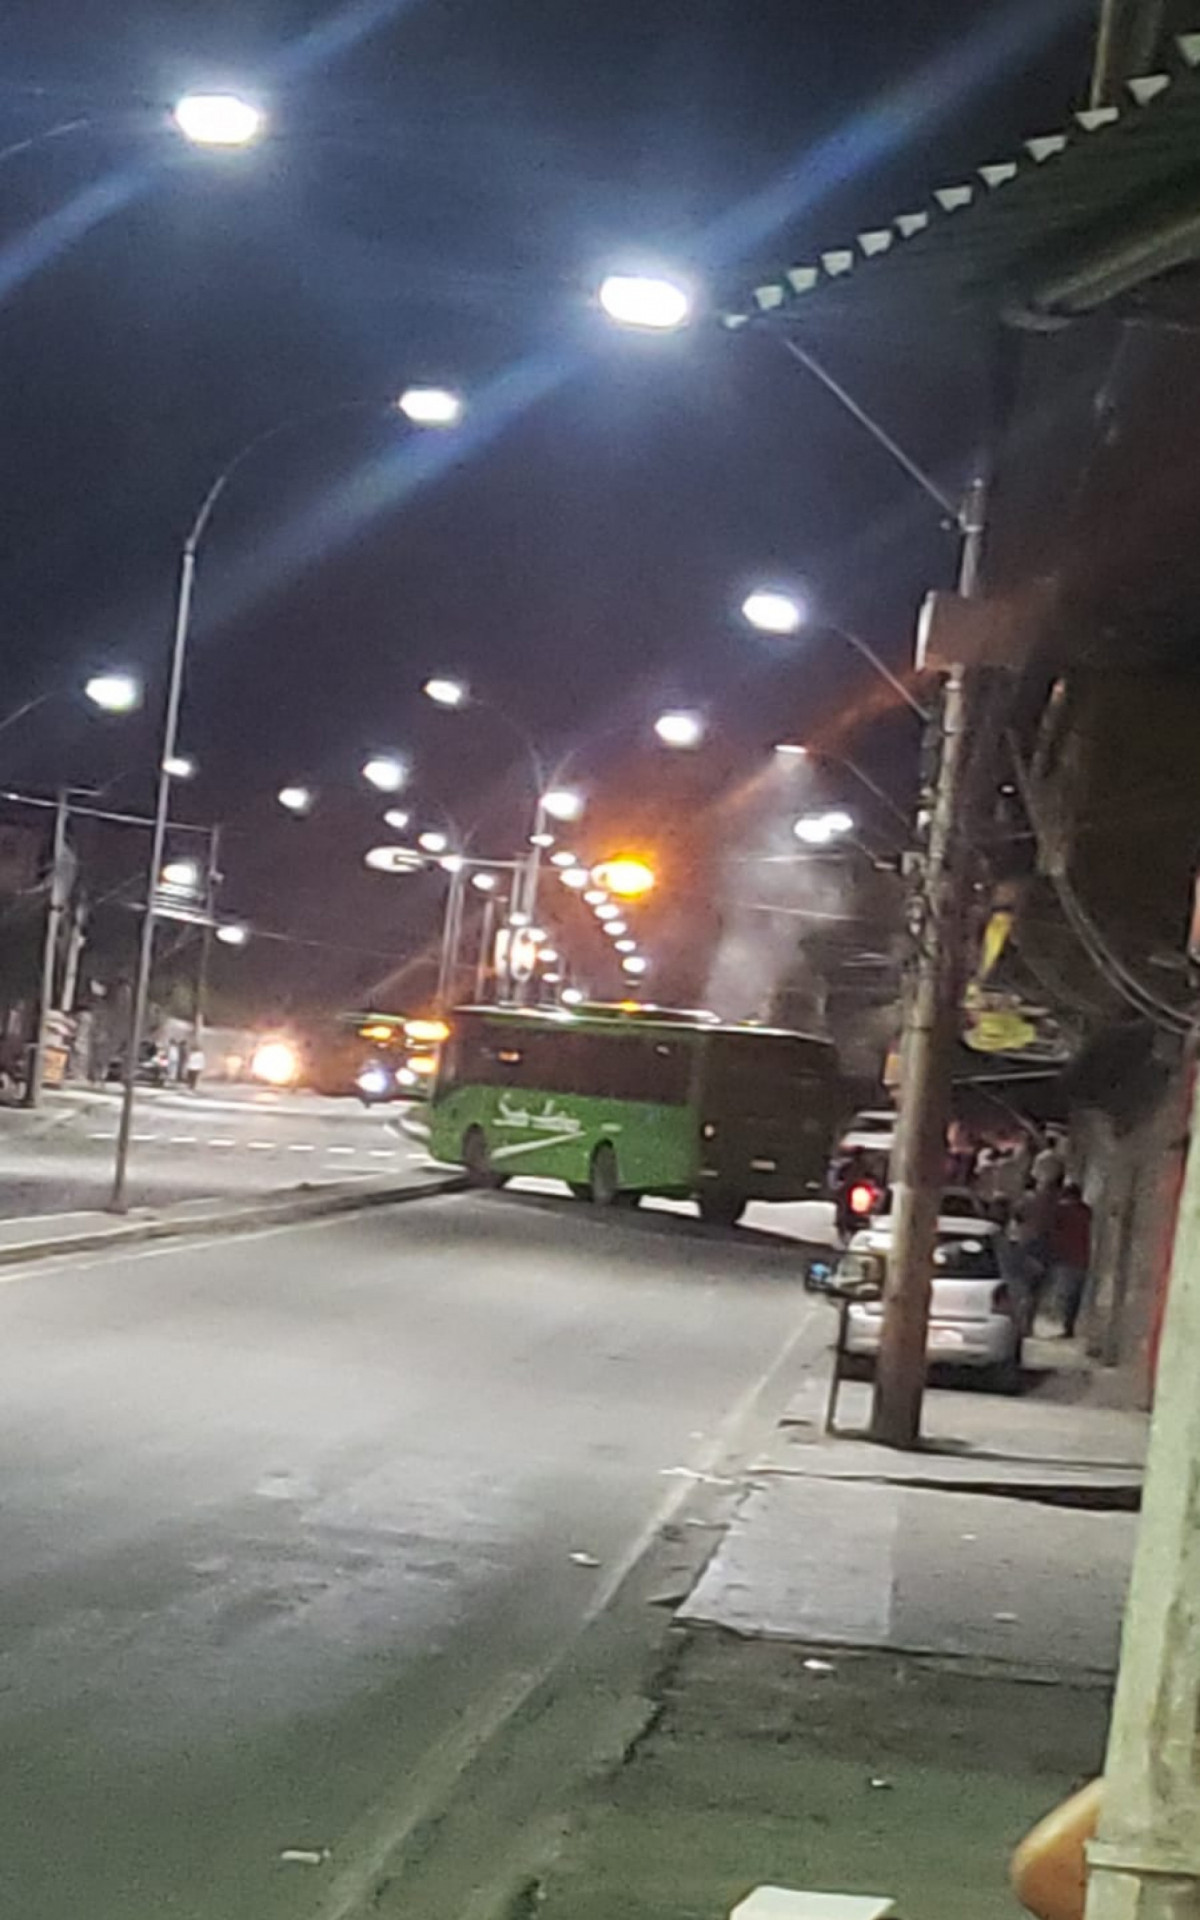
(523, 1367, 1133, 1920)
(679, 1371, 1143, 1679)
(530, 1634, 1109, 1920)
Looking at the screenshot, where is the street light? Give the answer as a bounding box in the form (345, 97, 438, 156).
(84, 670, 142, 714)
(615, 938, 637, 954)
(562, 987, 584, 1006)
(622, 955, 649, 976)
(560, 867, 589, 890)
(745, 586, 926, 719)
(773, 741, 910, 832)
(549, 850, 578, 868)
(277, 785, 314, 815)
(595, 902, 620, 921)
(110, 386, 466, 1210)
(603, 919, 628, 937)
(583, 889, 607, 906)
(540, 787, 584, 824)
(654, 709, 705, 750)
(742, 588, 806, 636)
(471, 871, 498, 892)
(422, 676, 468, 708)
(794, 809, 855, 846)
(598, 273, 692, 332)
(160, 857, 202, 893)
(397, 386, 464, 428)
(383, 807, 411, 832)
(365, 845, 425, 873)
(163, 754, 196, 780)
(362, 754, 407, 794)
(172, 93, 264, 148)
(215, 922, 249, 947)
(418, 829, 448, 855)
(593, 856, 656, 899)
(440, 853, 465, 875)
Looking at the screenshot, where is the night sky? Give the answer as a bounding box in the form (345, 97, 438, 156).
(0, 0, 1097, 1013)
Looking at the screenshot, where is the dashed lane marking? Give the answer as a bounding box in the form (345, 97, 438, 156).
(288, 1143, 316, 1153)
(169, 1136, 197, 1145)
(208, 1139, 235, 1148)
(327, 1145, 355, 1155)
(248, 1141, 276, 1150)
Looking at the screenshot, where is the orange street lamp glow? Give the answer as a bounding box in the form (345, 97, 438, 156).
(593, 856, 656, 900)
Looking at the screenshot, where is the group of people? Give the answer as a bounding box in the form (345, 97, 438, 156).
(832, 1122, 1093, 1339)
(972, 1128, 1093, 1337)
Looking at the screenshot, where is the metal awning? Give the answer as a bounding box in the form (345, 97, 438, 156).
(722, 31, 1200, 332)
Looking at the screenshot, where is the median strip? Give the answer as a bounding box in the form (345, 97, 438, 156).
(0, 1171, 468, 1271)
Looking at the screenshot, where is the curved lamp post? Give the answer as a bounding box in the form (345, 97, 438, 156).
(109, 388, 463, 1209)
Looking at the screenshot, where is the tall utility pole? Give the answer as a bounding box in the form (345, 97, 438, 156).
(24, 787, 71, 1108)
(870, 478, 988, 1448)
(1084, 1052, 1200, 1920)
(435, 861, 467, 1010)
(191, 824, 222, 1055)
(1090, 0, 1172, 107)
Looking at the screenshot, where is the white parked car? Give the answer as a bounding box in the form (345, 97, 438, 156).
(836, 1109, 897, 1155)
(873, 1185, 981, 1220)
(839, 1214, 1024, 1390)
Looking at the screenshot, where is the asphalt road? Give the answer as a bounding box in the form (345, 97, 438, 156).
(0, 1186, 821, 1920)
(0, 1085, 424, 1216)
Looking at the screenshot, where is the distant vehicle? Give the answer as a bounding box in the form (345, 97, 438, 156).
(822, 1214, 1023, 1391)
(355, 1060, 403, 1106)
(302, 1011, 444, 1101)
(105, 1042, 169, 1087)
(249, 1035, 303, 1088)
(421, 1003, 837, 1227)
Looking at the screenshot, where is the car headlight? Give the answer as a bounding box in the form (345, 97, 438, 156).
(251, 1039, 300, 1087)
(356, 1065, 391, 1096)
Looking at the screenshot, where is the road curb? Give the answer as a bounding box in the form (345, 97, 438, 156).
(0, 1172, 468, 1269)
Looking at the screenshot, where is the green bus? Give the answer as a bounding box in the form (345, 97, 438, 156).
(421, 1004, 837, 1226)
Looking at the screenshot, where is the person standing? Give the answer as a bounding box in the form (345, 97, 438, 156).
(1032, 1128, 1066, 1189)
(1050, 1182, 1092, 1337)
(185, 1044, 205, 1092)
(1011, 1175, 1060, 1319)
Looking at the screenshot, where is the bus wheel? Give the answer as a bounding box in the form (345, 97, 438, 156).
(698, 1190, 745, 1229)
(589, 1142, 620, 1207)
(463, 1126, 498, 1188)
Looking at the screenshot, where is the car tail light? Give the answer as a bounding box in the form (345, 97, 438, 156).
(848, 1180, 879, 1217)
